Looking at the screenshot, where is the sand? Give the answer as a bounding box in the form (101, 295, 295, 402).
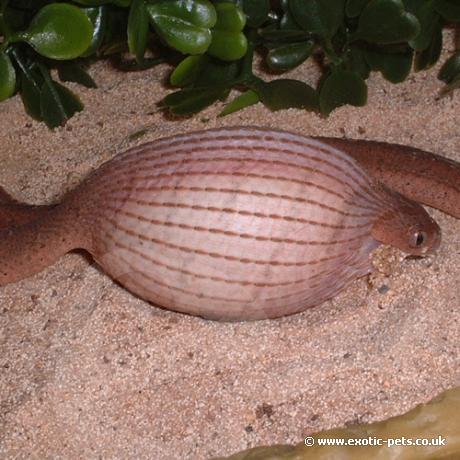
(0, 39, 459, 459)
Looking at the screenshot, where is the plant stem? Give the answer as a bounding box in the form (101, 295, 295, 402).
(236, 36, 269, 88)
(321, 37, 341, 66)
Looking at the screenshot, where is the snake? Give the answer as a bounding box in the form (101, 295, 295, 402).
(1, 126, 458, 320)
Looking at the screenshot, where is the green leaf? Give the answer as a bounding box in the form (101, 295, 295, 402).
(81, 6, 107, 57)
(252, 79, 319, 111)
(357, 0, 420, 45)
(20, 71, 43, 121)
(207, 3, 247, 61)
(319, 70, 367, 115)
(208, 30, 247, 60)
(72, 0, 111, 5)
(163, 86, 227, 115)
(434, 0, 460, 21)
(362, 48, 383, 70)
(196, 57, 240, 86)
(40, 79, 83, 128)
(401, 0, 420, 10)
(236, 0, 270, 27)
(16, 4, 94, 60)
(0, 52, 16, 102)
(414, 23, 442, 71)
(147, 0, 217, 55)
(169, 55, 239, 88)
(150, 15, 211, 55)
(128, 0, 149, 62)
(74, 0, 131, 5)
(58, 62, 97, 88)
(10, 48, 45, 121)
(346, 0, 370, 17)
(381, 49, 413, 82)
(288, 0, 346, 38)
(280, 1, 302, 30)
(258, 28, 310, 42)
(170, 55, 205, 87)
(213, 2, 246, 30)
(267, 41, 314, 71)
(439, 51, 460, 84)
(406, 1, 439, 51)
(219, 89, 260, 115)
(149, 0, 216, 28)
(364, 47, 413, 82)
(347, 45, 371, 79)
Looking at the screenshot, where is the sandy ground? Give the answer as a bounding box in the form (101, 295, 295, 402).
(1, 40, 459, 459)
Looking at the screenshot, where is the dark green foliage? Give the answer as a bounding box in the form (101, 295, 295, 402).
(434, 0, 460, 22)
(81, 7, 108, 57)
(439, 51, 460, 94)
(266, 41, 315, 71)
(363, 46, 414, 83)
(414, 24, 442, 71)
(39, 78, 84, 128)
(236, 0, 270, 27)
(219, 89, 259, 115)
(356, 0, 420, 45)
(57, 62, 97, 88)
(19, 68, 43, 120)
(289, 0, 346, 38)
(252, 79, 319, 111)
(0, 51, 16, 101)
(439, 52, 460, 84)
(1, 0, 460, 128)
(319, 70, 367, 114)
(128, 0, 149, 63)
(346, 0, 370, 18)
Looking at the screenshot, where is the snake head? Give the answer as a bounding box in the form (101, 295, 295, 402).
(371, 186, 441, 256)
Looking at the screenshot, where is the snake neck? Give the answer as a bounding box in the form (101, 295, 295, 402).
(0, 196, 92, 286)
(319, 137, 460, 219)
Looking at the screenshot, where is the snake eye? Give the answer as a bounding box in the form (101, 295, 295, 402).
(410, 231, 427, 248)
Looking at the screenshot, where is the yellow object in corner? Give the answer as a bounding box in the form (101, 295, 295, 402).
(213, 386, 460, 460)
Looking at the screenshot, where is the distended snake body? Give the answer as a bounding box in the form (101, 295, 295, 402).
(1, 127, 458, 320)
